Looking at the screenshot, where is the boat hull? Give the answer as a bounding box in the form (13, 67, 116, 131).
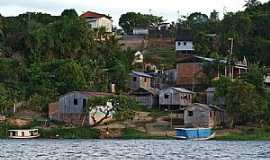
(9, 134, 40, 139)
(175, 128, 214, 140)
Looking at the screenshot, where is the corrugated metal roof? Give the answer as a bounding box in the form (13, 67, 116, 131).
(187, 103, 223, 111)
(195, 56, 227, 64)
(79, 91, 113, 97)
(206, 87, 216, 92)
(131, 87, 159, 95)
(62, 91, 113, 98)
(129, 71, 153, 78)
(172, 87, 194, 94)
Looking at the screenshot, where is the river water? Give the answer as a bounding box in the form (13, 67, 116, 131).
(0, 140, 270, 160)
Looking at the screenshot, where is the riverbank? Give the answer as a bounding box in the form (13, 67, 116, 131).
(3, 124, 270, 140)
(214, 127, 270, 141)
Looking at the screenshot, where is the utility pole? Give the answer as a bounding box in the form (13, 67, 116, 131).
(228, 38, 234, 79)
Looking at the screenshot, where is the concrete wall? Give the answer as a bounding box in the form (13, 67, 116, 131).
(133, 28, 149, 35)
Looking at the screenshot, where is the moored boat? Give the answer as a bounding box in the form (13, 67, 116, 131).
(8, 129, 40, 139)
(175, 128, 215, 140)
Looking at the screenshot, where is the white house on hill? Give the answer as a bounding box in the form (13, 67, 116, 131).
(80, 11, 113, 32)
(175, 28, 194, 54)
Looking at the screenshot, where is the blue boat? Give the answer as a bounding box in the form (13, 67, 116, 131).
(175, 128, 215, 140)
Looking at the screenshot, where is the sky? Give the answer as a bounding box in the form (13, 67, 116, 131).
(0, 0, 269, 26)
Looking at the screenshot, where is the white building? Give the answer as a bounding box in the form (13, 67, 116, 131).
(81, 11, 113, 32)
(133, 51, 144, 64)
(133, 27, 149, 35)
(175, 28, 194, 54)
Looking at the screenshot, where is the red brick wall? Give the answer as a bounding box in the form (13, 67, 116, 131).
(176, 63, 205, 85)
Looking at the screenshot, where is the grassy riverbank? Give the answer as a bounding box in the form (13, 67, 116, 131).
(0, 123, 9, 138)
(121, 128, 173, 140)
(40, 127, 99, 139)
(214, 128, 270, 141)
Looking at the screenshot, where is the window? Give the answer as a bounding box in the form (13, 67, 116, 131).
(183, 42, 187, 46)
(133, 77, 137, 81)
(210, 112, 212, 117)
(74, 99, 78, 105)
(164, 94, 169, 99)
(144, 77, 147, 82)
(178, 42, 181, 46)
(83, 99, 86, 108)
(188, 111, 193, 117)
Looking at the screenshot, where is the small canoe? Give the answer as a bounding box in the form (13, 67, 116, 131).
(8, 129, 40, 139)
(175, 128, 215, 140)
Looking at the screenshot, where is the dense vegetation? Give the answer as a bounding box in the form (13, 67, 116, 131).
(184, 0, 270, 65)
(0, 9, 135, 114)
(119, 12, 164, 34)
(214, 64, 270, 126)
(214, 127, 270, 141)
(40, 127, 99, 139)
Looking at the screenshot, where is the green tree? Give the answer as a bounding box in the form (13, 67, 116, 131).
(226, 80, 267, 126)
(245, 0, 261, 9)
(0, 85, 12, 115)
(61, 9, 78, 18)
(241, 63, 264, 88)
(210, 10, 219, 22)
(119, 12, 163, 34)
(57, 61, 87, 94)
(83, 95, 138, 127)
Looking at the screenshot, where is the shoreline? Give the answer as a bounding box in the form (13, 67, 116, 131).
(2, 127, 270, 141)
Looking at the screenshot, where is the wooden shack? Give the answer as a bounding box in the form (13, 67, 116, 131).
(159, 87, 193, 110)
(49, 91, 113, 125)
(184, 103, 224, 128)
(129, 71, 153, 91)
(130, 87, 159, 108)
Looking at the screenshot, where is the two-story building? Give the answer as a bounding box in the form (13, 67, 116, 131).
(129, 71, 159, 107)
(80, 11, 113, 32)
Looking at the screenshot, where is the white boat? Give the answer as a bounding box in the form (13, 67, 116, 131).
(8, 129, 40, 139)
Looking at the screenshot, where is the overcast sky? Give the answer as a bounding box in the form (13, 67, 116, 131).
(0, 0, 269, 26)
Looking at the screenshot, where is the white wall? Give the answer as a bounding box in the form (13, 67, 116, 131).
(97, 17, 113, 32)
(86, 17, 113, 32)
(133, 28, 149, 35)
(175, 41, 194, 51)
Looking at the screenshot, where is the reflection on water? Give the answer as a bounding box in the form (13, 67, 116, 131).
(1, 140, 270, 160)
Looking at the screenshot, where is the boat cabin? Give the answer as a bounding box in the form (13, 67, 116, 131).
(8, 129, 40, 139)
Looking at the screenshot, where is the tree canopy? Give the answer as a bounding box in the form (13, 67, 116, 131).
(119, 12, 164, 34)
(0, 9, 135, 114)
